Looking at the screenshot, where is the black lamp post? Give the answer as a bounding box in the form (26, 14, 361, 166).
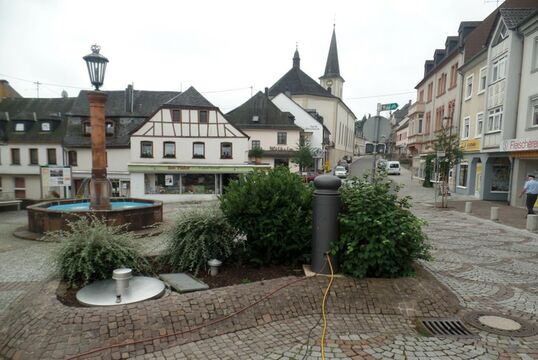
(83, 45, 109, 91)
(83, 45, 110, 210)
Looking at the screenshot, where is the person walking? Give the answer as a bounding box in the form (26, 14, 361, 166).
(519, 174, 538, 215)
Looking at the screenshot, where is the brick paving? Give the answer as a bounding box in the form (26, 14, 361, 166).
(2, 171, 538, 359)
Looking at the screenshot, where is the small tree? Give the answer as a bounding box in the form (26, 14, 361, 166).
(433, 120, 463, 207)
(292, 140, 317, 172)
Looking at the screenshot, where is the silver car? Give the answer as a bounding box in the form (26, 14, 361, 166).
(334, 166, 348, 178)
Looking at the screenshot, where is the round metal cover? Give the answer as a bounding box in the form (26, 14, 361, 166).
(76, 276, 165, 306)
(362, 116, 391, 142)
(464, 311, 538, 337)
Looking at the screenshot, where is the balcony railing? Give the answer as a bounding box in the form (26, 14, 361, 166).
(408, 102, 425, 115)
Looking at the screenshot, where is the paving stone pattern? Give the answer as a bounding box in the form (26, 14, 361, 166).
(2, 172, 538, 359)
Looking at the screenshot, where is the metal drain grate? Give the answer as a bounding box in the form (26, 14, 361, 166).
(419, 318, 475, 337)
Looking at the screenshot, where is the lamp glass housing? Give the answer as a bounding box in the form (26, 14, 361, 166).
(83, 45, 109, 91)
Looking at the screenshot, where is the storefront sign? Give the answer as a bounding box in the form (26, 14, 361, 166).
(460, 139, 481, 152)
(128, 164, 271, 174)
(501, 138, 538, 152)
(269, 146, 294, 151)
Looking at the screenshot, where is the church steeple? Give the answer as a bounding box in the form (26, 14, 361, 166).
(320, 26, 345, 98)
(293, 44, 300, 68)
(324, 27, 340, 77)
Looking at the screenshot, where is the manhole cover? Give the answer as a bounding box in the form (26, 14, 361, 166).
(418, 318, 475, 337)
(464, 312, 538, 337)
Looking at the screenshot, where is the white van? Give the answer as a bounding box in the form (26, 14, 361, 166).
(387, 161, 401, 175)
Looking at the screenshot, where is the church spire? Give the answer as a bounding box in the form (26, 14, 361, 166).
(323, 27, 340, 77)
(293, 43, 300, 68)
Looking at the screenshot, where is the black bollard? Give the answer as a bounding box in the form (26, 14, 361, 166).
(311, 175, 341, 274)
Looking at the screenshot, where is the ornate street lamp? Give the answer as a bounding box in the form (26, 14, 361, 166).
(83, 44, 109, 91)
(83, 45, 111, 210)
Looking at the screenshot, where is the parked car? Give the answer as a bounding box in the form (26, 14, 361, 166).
(304, 172, 318, 182)
(387, 161, 401, 175)
(334, 166, 348, 178)
(338, 161, 349, 171)
(342, 155, 353, 164)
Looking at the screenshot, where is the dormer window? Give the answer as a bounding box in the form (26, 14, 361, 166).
(105, 121, 114, 136)
(252, 115, 259, 122)
(15, 123, 24, 132)
(41, 122, 51, 132)
(83, 122, 91, 136)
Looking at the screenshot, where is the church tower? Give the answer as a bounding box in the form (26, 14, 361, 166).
(319, 26, 344, 98)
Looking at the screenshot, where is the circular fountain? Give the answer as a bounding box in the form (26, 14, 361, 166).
(26, 198, 162, 235)
(22, 45, 163, 238)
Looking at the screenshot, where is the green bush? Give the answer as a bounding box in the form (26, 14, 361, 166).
(47, 216, 149, 287)
(333, 174, 430, 278)
(219, 166, 313, 266)
(162, 208, 239, 275)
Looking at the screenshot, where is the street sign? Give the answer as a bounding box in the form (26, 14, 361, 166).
(380, 103, 398, 111)
(436, 151, 446, 157)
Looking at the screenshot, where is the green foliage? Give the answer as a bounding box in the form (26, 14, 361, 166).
(219, 166, 313, 266)
(163, 208, 239, 276)
(292, 140, 316, 172)
(333, 173, 430, 278)
(433, 124, 463, 181)
(422, 154, 435, 188)
(47, 216, 149, 287)
(248, 146, 264, 158)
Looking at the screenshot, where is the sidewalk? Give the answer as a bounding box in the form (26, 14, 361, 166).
(443, 199, 532, 231)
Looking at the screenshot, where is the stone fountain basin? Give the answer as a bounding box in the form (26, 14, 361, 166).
(27, 198, 163, 235)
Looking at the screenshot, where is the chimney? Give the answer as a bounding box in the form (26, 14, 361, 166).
(424, 60, 435, 76)
(125, 84, 134, 113)
(264, 87, 269, 96)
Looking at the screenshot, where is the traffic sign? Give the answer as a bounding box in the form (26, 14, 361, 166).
(362, 116, 391, 142)
(380, 103, 398, 111)
(436, 151, 446, 157)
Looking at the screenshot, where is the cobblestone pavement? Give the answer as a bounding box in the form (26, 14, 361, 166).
(2, 176, 538, 359)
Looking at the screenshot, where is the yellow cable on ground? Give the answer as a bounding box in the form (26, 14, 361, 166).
(320, 254, 335, 360)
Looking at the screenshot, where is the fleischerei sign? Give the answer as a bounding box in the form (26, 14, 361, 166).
(500, 138, 538, 152)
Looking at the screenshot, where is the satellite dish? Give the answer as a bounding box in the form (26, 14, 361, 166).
(362, 116, 391, 142)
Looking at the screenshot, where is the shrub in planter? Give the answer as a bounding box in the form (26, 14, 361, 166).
(333, 174, 430, 278)
(163, 208, 239, 275)
(46, 216, 149, 287)
(219, 166, 313, 266)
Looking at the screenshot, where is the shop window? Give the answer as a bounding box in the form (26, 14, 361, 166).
(14, 177, 25, 198)
(29, 148, 38, 165)
(163, 142, 176, 158)
(182, 174, 215, 194)
(47, 148, 57, 165)
(68, 150, 77, 166)
(458, 164, 468, 187)
(221, 142, 232, 159)
(193, 142, 205, 158)
(141, 141, 153, 158)
(199, 110, 208, 123)
(171, 109, 181, 122)
(41, 122, 51, 132)
(491, 159, 510, 192)
(277, 132, 287, 145)
(154, 174, 181, 194)
(11, 148, 20, 165)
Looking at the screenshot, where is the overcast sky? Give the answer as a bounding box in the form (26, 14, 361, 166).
(0, 0, 499, 117)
